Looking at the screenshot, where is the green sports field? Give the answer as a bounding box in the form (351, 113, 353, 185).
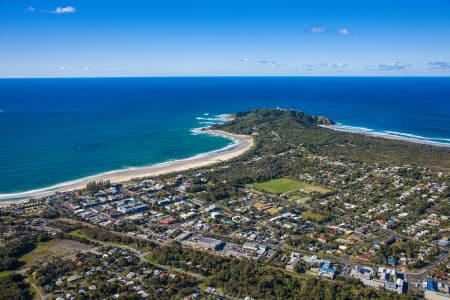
(252, 178, 331, 195)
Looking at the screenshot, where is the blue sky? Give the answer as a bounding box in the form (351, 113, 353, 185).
(1, 0, 450, 77)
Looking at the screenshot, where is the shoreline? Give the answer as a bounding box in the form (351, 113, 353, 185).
(320, 124, 450, 148)
(0, 128, 253, 207)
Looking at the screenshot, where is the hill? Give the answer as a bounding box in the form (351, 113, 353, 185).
(213, 108, 450, 172)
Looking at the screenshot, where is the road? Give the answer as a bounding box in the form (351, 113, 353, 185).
(54, 216, 450, 292)
(17, 268, 51, 300)
(18, 221, 204, 299)
(406, 251, 450, 284)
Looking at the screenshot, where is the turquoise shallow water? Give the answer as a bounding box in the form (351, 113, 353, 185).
(1, 77, 449, 195)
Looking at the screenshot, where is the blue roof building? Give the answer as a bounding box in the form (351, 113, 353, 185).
(427, 279, 439, 292)
(388, 258, 397, 265)
(320, 266, 336, 273)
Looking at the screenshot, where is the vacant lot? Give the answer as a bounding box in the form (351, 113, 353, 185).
(19, 239, 93, 266)
(253, 202, 267, 209)
(252, 178, 331, 195)
(267, 207, 281, 215)
(301, 210, 326, 222)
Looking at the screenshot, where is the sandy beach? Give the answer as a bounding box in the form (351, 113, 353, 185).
(320, 125, 450, 148)
(0, 129, 253, 207)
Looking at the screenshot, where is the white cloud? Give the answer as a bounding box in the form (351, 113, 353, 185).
(334, 62, 346, 68)
(53, 6, 76, 14)
(303, 62, 347, 71)
(82, 66, 96, 72)
(241, 58, 282, 67)
(36, 6, 76, 14)
(428, 61, 450, 70)
(26, 6, 36, 13)
(337, 28, 351, 35)
(305, 26, 352, 35)
(305, 26, 327, 33)
(378, 62, 411, 71)
(256, 60, 279, 66)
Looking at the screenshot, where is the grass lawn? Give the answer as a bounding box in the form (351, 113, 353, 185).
(252, 178, 331, 195)
(301, 210, 326, 222)
(288, 194, 312, 203)
(288, 194, 302, 200)
(19, 239, 92, 266)
(306, 270, 318, 276)
(70, 229, 90, 240)
(300, 184, 332, 195)
(253, 178, 303, 194)
(298, 196, 312, 203)
(0, 270, 14, 278)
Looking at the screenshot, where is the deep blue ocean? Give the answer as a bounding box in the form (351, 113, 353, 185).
(1, 77, 449, 195)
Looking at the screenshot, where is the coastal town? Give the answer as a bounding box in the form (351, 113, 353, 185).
(1, 109, 449, 300)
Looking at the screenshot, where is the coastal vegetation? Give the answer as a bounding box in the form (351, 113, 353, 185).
(213, 108, 450, 172)
(0, 234, 45, 272)
(85, 180, 112, 193)
(0, 273, 32, 300)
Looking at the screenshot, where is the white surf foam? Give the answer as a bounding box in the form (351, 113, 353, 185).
(325, 124, 450, 147)
(1, 113, 238, 201)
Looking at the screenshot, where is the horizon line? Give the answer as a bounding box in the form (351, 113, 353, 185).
(1, 74, 450, 79)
